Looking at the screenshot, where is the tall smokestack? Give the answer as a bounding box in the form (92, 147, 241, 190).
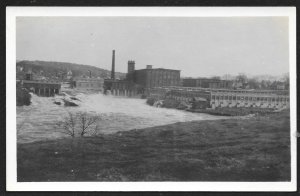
(111, 50, 115, 80)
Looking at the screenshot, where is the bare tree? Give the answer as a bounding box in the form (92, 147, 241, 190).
(210, 76, 221, 80)
(91, 123, 101, 136)
(77, 112, 99, 137)
(56, 111, 102, 137)
(247, 78, 260, 89)
(282, 73, 289, 89)
(56, 112, 77, 137)
(236, 73, 248, 83)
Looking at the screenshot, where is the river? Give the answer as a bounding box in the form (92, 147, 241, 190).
(17, 92, 229, 143)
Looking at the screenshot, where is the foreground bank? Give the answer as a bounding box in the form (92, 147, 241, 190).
(18, 110, 290, 181)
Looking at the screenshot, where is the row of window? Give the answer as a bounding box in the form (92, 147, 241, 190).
(211, 95, 289, 102)
(211, 102, 287, 106)
(148, 79, 179, 87)
(77, 82, 102, 87)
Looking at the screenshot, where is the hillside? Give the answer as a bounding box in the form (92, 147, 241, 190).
(16, 60, 126, 80)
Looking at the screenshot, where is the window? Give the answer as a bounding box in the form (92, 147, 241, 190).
(268, 97, 271, 102)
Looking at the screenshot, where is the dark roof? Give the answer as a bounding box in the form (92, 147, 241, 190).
(23, 80, 61, 84)
(136, 68, 180, 72)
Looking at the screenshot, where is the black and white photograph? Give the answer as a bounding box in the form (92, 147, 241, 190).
(6, 7, 296, 191)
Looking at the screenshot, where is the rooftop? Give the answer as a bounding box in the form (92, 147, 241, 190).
(136, 68, 180, 72)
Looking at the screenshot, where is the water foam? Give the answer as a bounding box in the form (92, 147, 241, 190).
(17, 93, 228, 143)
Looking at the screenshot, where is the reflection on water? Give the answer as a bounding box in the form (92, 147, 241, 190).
(17, 93, 229, 143)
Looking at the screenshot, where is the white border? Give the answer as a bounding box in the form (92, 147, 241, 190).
(6, 7, 297, 192)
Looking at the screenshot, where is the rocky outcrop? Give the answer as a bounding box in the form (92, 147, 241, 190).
(177, 101, 192, 110)
(63, 99, 79, 106)
(53, 93, 81, 107)
(153, 100, 164, 107)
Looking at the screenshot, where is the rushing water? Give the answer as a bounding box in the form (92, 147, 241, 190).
(17, 92, 229, 143)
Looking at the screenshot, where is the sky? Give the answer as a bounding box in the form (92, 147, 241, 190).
(16, 17, 289, 77)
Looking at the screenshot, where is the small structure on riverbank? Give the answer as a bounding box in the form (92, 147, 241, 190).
(19, 80, 61, 97)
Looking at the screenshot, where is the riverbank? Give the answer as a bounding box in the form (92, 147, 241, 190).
(18, 110, 290, 181)
(186, 107, 276, 116)
(147, 97, 279, 116)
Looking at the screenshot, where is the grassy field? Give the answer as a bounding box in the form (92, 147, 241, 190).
(17, 110, 290, 181)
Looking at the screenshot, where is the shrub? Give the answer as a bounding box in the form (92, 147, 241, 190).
(140, 94, 147, 99)
(162, 99, 180, 108)
(146, 97, 156, 106)
(16, 87, 31, 106)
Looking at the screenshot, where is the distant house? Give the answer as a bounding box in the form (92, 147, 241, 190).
(270, 81, 285, 90)
(72, 77, 104, 91)
(16, 65, 23, 72)
(66, 70, 73, 80)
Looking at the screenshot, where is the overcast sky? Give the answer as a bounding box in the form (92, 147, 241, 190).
(16, 17, 289, 77)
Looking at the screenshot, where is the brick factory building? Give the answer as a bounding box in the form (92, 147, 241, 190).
(126, 61, 181, 89)
(104, 50, 180, 97)
(108, 58, 181, 97)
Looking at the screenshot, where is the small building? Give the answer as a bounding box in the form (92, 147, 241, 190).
(66, 70, 73, 80)
(18, 72, 61, 97)
(21, 80, 61, 96)
(270, 81, 286, 90)
(72, 77, 104, 91)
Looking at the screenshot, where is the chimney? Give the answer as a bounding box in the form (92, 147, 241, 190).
(146, 65, 153, 69)
(88, 70, 91, 78)
(111, 50, 115, 80)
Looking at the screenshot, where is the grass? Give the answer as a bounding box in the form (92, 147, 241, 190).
(17, 110, 290, 182)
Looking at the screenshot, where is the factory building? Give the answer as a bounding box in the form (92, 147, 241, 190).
(148, 86, 290, 110)
(182, 78, 233, 89)
(19, 72, 61, 97)
(72, 77, 104, 91)
(127, 61, 181, 89)
(104, 50, 181, 97)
